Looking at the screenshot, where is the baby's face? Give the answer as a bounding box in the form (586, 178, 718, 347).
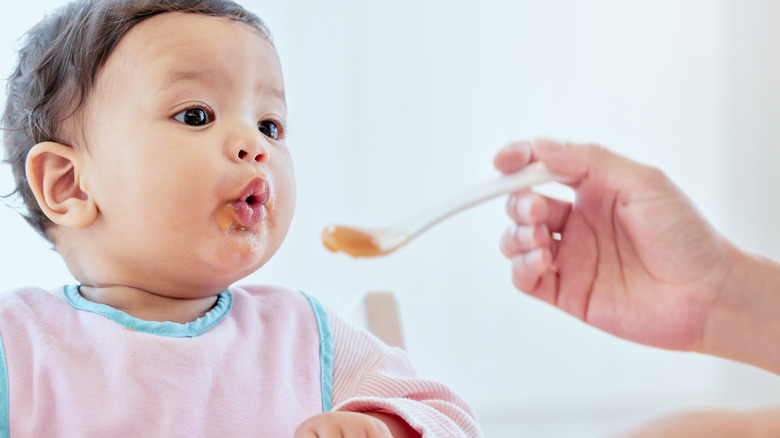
(76, 12, 294, 296)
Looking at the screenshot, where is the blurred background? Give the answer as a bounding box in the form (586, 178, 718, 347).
(2, 1, 780, 436)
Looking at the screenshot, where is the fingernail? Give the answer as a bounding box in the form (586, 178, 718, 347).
(527, 248, 546, 271)
(517, 196, 533, 219)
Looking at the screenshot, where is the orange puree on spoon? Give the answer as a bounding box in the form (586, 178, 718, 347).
(321, 162, 571, 258)
(321, 225, 407, 258)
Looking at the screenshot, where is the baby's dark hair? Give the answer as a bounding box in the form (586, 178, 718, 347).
(1, 0, 270, 240)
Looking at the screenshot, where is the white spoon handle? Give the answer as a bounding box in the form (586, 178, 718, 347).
(397, 161, 572, 239)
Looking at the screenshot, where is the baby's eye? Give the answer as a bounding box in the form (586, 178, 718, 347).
(173, 107, 212, 126)
(258, 120, 280, 140)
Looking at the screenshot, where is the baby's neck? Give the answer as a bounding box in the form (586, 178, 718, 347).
(77, 285, 220, 324)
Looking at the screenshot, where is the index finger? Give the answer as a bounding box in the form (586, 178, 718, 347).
(493, 141, 534, 174)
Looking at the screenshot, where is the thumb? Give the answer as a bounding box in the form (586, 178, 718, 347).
(533, 138, 656, 192)
(533, 138, 600, 181)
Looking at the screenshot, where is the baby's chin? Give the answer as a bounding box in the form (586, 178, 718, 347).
(209, 239, 280, 280)
(208, 208, 292, 282)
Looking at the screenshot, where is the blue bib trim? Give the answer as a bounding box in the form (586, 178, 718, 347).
(64, 285, 232, 338)
(300, 292, 334, 412)
(0, 330, 9, 438)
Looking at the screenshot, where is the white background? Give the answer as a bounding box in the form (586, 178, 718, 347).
(2, 1, 780, 437)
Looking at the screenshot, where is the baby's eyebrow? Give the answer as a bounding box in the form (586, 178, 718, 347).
(156, 69, 220, 93)
(156, 69, 287, 108)
(265, 86, 287, 107)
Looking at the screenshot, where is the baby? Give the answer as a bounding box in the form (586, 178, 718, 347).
(0, 0, 481, 436)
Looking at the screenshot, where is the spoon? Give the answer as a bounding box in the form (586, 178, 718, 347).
(321, 161, 571, 258)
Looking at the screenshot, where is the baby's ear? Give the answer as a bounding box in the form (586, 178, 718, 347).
(25, 142, 97, 229)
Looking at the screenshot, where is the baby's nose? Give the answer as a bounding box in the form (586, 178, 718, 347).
(237, 147, 264, 162)
(233, 130, 268, 164)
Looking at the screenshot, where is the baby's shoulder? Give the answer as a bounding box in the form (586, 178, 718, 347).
(0, 286, 64, 308)
(0, 286, 69, 325)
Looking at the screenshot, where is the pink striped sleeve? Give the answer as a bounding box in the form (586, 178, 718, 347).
(328, 309, 483, 438)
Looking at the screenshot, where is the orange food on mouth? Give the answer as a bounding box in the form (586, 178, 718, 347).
(216, 205, 263, 254)
(217, 205, 235, 233)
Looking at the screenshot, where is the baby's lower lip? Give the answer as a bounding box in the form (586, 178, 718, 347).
(230, 200, 265, 228)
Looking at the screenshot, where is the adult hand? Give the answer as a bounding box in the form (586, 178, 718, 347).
(495, 139, 735, 351)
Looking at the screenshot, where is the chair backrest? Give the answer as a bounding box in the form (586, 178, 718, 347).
(343, 291, 405, 349)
